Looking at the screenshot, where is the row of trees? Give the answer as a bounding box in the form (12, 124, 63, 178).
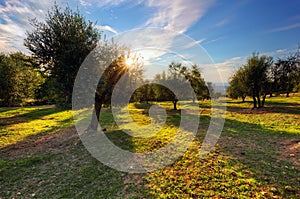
(228, 52, 300, 108)
(131, 62, 211, 110)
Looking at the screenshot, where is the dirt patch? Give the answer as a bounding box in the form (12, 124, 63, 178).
(0, 126, 80, 159)
(277, 139, 300, 167)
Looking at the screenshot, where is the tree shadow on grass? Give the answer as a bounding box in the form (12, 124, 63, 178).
(218, 117, 300, 196)
(225, 100, 300, 115)
(0, 107, 66, 126)
(0, 116, 75, 159)
(0, 139, 131, 198)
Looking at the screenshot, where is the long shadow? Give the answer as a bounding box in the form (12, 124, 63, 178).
(0, 108, 18, 115)
(225, 99, 300, 115)
(217, 117, 300, 196)
(0, 138, 128, 198)
(95, 109, 135, 152)
(227, 104, 300, 115)
(0, 107, 64, 126)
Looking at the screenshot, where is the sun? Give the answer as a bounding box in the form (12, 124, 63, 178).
(125, 57, 134, 67)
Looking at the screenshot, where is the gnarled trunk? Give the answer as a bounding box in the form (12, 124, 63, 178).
(87, 92, 106, 131)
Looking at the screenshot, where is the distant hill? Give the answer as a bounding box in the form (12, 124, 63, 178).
(212, 82, 229, 95)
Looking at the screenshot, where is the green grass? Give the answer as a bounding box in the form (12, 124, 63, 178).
(0, 96, 299, 198)
(0, 106, 74, 147)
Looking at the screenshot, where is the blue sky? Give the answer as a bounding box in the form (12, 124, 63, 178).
(0, 0, 299, 82)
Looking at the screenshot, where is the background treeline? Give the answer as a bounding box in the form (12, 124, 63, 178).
(227, 52, 300, 108)
(0, 52, 44, 106)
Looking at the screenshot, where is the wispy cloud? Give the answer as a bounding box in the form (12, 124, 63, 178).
(0, 0, 216, 53)
(79, 0, 92, 7)
(206, 48, 298, 82)
(269, 22, 300, 33)
(78, 0, 215, 33)
(144, 0, 215, 33)
(203, 36, 225, 45)
(276, 49, 286, 53)
(96, 25, 118, 34)
(0, 0, 63, 53)
(78, 0, 135, 7)
(183, 38, 206, 49)
(202, 56, 246, 82)
(215, 18, 230, 27)
(261, 48, 296, 57)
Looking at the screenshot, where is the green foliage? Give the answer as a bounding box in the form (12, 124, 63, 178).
(229, 51, 300, 107)
(228, 53, 273, 108)
(24, 4, 100, 108)
(181, 64, 208, 100)
(273, 54, 300, 97)
(228, 67, 248, 102)
(0, 52, 44, 107)
(131, 81, 156, 103)
(151, 62, 208, 110)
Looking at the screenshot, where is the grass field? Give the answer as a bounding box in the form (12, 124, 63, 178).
(0, 95, 299, 198)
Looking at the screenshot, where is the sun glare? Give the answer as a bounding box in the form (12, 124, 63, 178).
(125, 57, 134, 67)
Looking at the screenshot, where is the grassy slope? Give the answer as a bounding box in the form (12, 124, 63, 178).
(0, 96, 299, 198)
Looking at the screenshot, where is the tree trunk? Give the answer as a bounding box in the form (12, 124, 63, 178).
(261, 94, 267, 108)
(86, 58, 129, 132)
(269, 92, 273, 98)
(173, 100, 177, 110)
(87, 92, 106, 131)
(286, 92, 289, 97)
(252, 95, 257, 108)
(242, 96, 246, 103)
(257, 94, 261, 108)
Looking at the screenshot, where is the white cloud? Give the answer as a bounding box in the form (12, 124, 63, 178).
(0, 0, 216, 60)
(204, 48, 298, 82)
(96, 25, 118, 34)
(79, 0, 92, 7)
(276, 49, 286, 53)
(76, 0, 215, 33)
(261, 49, 296, 57)
(202, 56, 247, 82)
(0, 0, 64, 53)
(144, 0, 215, 33)
(78, 0, 134, 7)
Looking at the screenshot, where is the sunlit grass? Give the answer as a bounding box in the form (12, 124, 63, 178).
(0, 107, 74, 148)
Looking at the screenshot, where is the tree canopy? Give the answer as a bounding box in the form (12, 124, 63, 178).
(228, 52, 300, 108)
(24, 4, 100, 107)
(0, 52, 44, 107)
